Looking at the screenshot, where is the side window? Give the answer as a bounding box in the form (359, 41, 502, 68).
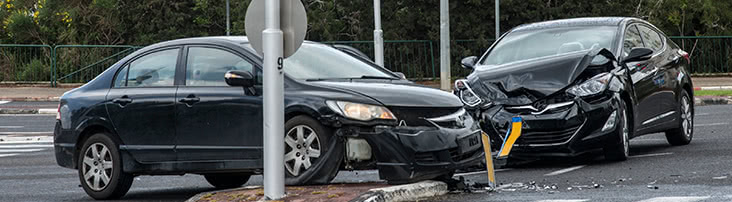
(123, 49, 179, 87)
(186, 47, 257, 86)
(113, 65, 129, 87)
(623, 25, 644, 56)
(637, 25, 664, 52)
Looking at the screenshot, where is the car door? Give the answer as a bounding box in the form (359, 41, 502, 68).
(623, 24, 663, 130)
(637, 25, 679, 121)
(106, 47, 181, 162)
(174, 46, 264, 161)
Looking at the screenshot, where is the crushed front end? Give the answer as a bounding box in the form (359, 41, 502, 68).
(329, 107, 484, 184)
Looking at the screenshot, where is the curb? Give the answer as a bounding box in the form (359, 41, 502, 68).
(350, 181, 448, 202)
(184, 186, 261, 202)
(694, 86, 732, 91)
(694, 97, 732, 106)
(0, 108, 56, 114)
(0, 97, 60, 102)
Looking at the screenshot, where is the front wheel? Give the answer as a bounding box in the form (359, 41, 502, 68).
(284, 115, 343, 185)
(666, 91, 693, 146)
(604, 100, 631, 161)
(78, 133, 133, 200)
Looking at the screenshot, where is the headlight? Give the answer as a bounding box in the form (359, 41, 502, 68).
(326, 101, 396, 121)
(566, 73, 612, 97)
(455, 79, 483, 107)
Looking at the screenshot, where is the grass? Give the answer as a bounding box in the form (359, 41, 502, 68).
(695, 90, 732, 96)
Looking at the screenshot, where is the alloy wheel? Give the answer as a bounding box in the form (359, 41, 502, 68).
(681, 96, 693, 138)
(82, 143, 114, 191)
(284, 125, 322, 176)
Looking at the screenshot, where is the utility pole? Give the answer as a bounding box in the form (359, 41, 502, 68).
(226, 0, 230, 36)
(373, 0, 384, 66)
(495, 0, 500, 40)
(439, 0, 450, 90)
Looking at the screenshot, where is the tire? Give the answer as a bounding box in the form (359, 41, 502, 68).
(204, 173, 251, 189)
(666, 91, 693, 146)
(77, 133, 133, 200)
(604, 99, 631, 161)
(284, 115, 343, 185)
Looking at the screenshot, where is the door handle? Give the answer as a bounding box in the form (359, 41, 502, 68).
(179, 96, 200, 105)
(112, 96, 133, 106)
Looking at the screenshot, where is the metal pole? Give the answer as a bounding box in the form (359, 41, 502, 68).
(439, 0, 450, 90)
(226, 0, 231, 36)
(263, 0, 285, 200)
(495, 0, 500, 40)
(373, 0, 384, 66)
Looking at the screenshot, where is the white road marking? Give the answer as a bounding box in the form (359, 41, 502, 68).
(0, 101, 10, 105)
(636, 196, 710, 202)
(536, 200, 589, 202)
(0, 136, 54, 144)
(695, 113, 710, 116)
(695, 123, 726, 127)
(0, 132, 54, 135)
(0, 126, 24, 129)
(0, 154, 19, 158)
(0, 144, 53, 149)
(0, 148, 44, 153)
(38, 108, 57, 114)
(544, 165, 586, 176)
(630, 152, 673, 158)
(0, 114, 55, 117)
(454, 168, 512, 177)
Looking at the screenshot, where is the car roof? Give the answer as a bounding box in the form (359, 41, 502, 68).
(511, 17, 635, 32)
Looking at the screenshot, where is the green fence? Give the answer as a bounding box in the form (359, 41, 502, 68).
(670, 36, 732, 74)
(0, 44, 53, 83)
(0, 36, 730, 86)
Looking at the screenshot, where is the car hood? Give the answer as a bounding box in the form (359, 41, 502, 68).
(467, 48, 615, 105)
(308, 81, 463, 107)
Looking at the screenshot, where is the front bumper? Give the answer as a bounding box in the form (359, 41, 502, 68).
(350, 116, 484, 184)
(480, 95, 621, 158)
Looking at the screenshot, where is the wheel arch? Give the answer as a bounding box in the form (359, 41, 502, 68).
(72, 120, 121, 169)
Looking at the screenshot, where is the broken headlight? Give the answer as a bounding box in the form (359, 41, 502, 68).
(455, 79, 483, 107)
(566, 73, 612, 97)
(326, 101, 396, 121)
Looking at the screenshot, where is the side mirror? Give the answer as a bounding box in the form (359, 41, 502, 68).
(461, 56, 478, 70)
(393, 72, 407, 80)
(225, 70, 255, 87)
(623, 47, 653, 63)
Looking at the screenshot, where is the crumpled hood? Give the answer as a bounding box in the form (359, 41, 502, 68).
(467, 48, 615, 105)
(309, 81, 463, 107)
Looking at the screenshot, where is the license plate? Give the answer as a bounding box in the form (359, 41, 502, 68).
(458, 132, 481, 153)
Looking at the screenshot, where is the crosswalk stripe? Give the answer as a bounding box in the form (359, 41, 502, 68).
(0, 148, 45, 153)
(636, 196, 710, 202)
(0, 154, 19, 158)
(536, 200, 589, 202)
(545, 165, 586, 176)
(0, 144, 53, 149)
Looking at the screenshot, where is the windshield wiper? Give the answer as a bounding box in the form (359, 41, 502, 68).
(358, 75, 398, 80)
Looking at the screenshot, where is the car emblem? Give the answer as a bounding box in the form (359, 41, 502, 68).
(532, 100, 547, 111)
(398, 120, 408, 127)
(455, 116, 465, 127)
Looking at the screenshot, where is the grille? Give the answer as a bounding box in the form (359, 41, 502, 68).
(449, 148, 481, 162)
(389, 107, 462, 126)
(496, 123, 582, 145)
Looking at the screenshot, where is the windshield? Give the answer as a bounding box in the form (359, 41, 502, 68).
(282, 43, 395, 80)
(479, 26, 617, 66)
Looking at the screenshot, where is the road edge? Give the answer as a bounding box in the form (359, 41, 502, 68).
(349, 180, 448, 202)
(184, 186, 262, 202)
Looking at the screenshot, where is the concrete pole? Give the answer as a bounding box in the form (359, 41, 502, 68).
(439, 0, 450, 90)
(263, 0, 285, 200)
(495, 0, 500, 40)
(373, 0, 384, 66)
(226, 0, 230, 36)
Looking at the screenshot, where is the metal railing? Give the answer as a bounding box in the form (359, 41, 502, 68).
(0, 36, 729, 86)
(0, 44, 53, 83)
(670, 36, 732, 74)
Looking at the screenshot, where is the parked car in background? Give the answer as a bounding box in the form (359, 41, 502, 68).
(455, 17, 693, 162)
(54, 36, 483, 199)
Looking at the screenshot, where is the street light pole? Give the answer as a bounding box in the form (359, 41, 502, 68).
(373, 0, 384, 66)
(495, 0, 500, 40)
(439, 0, 450, 91)
(226, 0, 230, 36)
(263, 0, 285, 200)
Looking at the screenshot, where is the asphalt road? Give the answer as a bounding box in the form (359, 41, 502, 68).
(430, 104, 732, 202)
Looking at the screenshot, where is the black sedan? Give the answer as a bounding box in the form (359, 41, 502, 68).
(455, 17, 693, 162)
(53, 37, 483, 199)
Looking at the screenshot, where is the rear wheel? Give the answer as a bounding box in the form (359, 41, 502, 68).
(204, 173, 251, 189)
(604, 100, 631, 161)
(284, 115, 342, 185)
(666, 91, 693, 146)
(78, 133, 133, 200)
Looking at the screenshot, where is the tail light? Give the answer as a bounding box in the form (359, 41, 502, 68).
(677, 50, 690, 64)
(56, 103, 61, 120)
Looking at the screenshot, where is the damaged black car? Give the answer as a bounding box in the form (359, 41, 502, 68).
(54, 37, 483, 199)
(455, 17, 693, 162)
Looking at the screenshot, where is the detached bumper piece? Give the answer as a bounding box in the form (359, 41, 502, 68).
(482, 96, 621, 158)
(353, 111, 484, 184)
